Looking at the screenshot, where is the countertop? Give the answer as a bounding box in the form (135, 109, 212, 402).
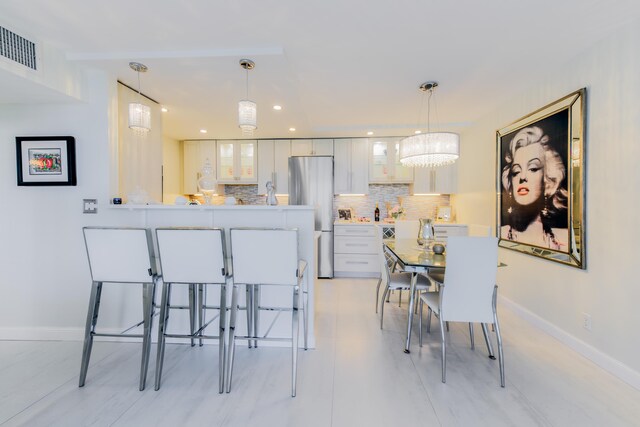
(108, 204, 316, 211)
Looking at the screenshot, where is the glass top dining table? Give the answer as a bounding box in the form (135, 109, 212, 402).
(384, 239, 447, 271)
(384, 239, 447, 354)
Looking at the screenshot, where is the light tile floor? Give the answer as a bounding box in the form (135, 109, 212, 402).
(1, 278, 639, 426)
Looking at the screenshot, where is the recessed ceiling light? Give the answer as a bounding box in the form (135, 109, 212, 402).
(367, 131, 374, 136)
(273, 105, 282, 111)
(414, 130, 422, 134)
(289, 127, 296, 132)
(161, 107, 168, 113)
(200, 129, 207, 134)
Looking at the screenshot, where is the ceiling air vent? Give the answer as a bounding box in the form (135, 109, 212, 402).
(0, 26, 37, 70)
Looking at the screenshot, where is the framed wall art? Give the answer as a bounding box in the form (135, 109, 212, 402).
(337, 208, 353, 221)
(496, 89, 586, 269)
(16, 136, 77, 186)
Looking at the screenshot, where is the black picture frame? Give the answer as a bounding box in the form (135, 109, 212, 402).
(496, 89, 586, 269)
(16, 136, 77, 186)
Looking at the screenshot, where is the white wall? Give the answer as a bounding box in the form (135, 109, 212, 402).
(454, 22, 640, 385)
(0, 70, 142, 338)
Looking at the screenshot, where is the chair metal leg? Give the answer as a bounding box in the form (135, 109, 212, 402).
(246, 285, 253, 349)
(426, 307, 432, 333)
(139, 280, 156, 391)
(495, 317, 505, 387)
(493, 286, 505, 387)
(188, 284, 196, 347)
(198, 284, 205, 347)
(469, 323, 475, 349)
(226, 284, 239, 393)
(398, 289, 402, 307)
(218, 283, 227, 394)
(79, 281, 102, 387)
(375, 277, 382, 313)
(380, 286, 390, 329)
(253, 284, 260, 349)
(291, 285, 300, 397)
(418, 298, 423, 347)
(481, 323, 495, 359)
(303, 276, 309, 350)
(154, 282, 171, 390)
(439, 312, 447, 383)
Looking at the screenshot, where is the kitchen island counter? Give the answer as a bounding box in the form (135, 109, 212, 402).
(104, 203, 317, 348)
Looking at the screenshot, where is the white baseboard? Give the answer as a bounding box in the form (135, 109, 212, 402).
(500, 296, 640, 391)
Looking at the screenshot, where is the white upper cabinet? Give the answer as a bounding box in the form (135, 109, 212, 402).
(216, 140, 257, 183)
(291, 139, 333, 156)
(368, 137, 414, 183)
(412, 163, 458, 194)
(182, 140, 216, 194)
(257, 139, 290, 195)
(334, 138, 369, 194)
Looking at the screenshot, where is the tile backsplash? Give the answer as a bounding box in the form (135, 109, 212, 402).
(335, 184, 449, 220)
(188, 185, 288, 206)
(209, 183, 449, 220)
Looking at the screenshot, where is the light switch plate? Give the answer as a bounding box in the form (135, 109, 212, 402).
(83, 199, 98, 214)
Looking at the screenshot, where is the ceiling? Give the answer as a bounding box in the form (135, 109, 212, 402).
(1, 0, 639, 141)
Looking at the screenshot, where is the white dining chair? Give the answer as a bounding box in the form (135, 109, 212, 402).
(227, 228, 308, 397)
(154, 227, 229, 392)
(378, 225, 432, 329)
(80, 227, 159, 391)
(418, 236, 504, 387)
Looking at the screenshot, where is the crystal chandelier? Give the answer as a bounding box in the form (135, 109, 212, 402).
(400, 82, 459, 167)
(128, 62, 151, 132)
(238, 59, 257, 136)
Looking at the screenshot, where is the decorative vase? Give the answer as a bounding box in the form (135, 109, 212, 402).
(417, 218, 435, 247)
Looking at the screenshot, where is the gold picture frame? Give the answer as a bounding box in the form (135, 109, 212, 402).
(496, 89, 586, 269)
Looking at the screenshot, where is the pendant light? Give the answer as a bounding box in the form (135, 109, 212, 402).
(128, 62, 151, 132)
(238, 59, 257, 136)
(400, 82, 459, 167)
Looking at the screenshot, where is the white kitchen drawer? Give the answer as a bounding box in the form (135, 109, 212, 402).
(334, 225, 376, 237)
(334, 235, 378, 254)
(334, 254, 379, 273)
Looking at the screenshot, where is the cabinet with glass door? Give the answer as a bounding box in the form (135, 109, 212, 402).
(216, 140, 257, 183)
(368, 137, 413, 183)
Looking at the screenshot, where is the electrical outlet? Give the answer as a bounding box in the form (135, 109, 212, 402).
(83, 199, 98, 214)
(582, 313, 592, 331)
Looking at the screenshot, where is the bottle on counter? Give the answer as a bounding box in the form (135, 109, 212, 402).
(374, 203, 380, 222)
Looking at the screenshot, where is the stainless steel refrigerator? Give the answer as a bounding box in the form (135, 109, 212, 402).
(289, 156, 334, 278)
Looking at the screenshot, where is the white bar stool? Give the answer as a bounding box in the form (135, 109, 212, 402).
(227, 228, 308, 397)
(154, 227, 229, 392)
(79, 227, 159, 391)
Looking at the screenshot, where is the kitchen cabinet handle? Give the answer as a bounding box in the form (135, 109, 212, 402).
(345, 243, 368, 247)
(345, 261, 369, 265)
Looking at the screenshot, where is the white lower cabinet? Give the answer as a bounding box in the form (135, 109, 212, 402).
(334, 224, 380, 278)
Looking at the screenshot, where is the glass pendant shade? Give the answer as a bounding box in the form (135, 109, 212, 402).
(128, 102, 151, 131)
(400, 132, 460, 167)
(238, 99, 257, 136)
